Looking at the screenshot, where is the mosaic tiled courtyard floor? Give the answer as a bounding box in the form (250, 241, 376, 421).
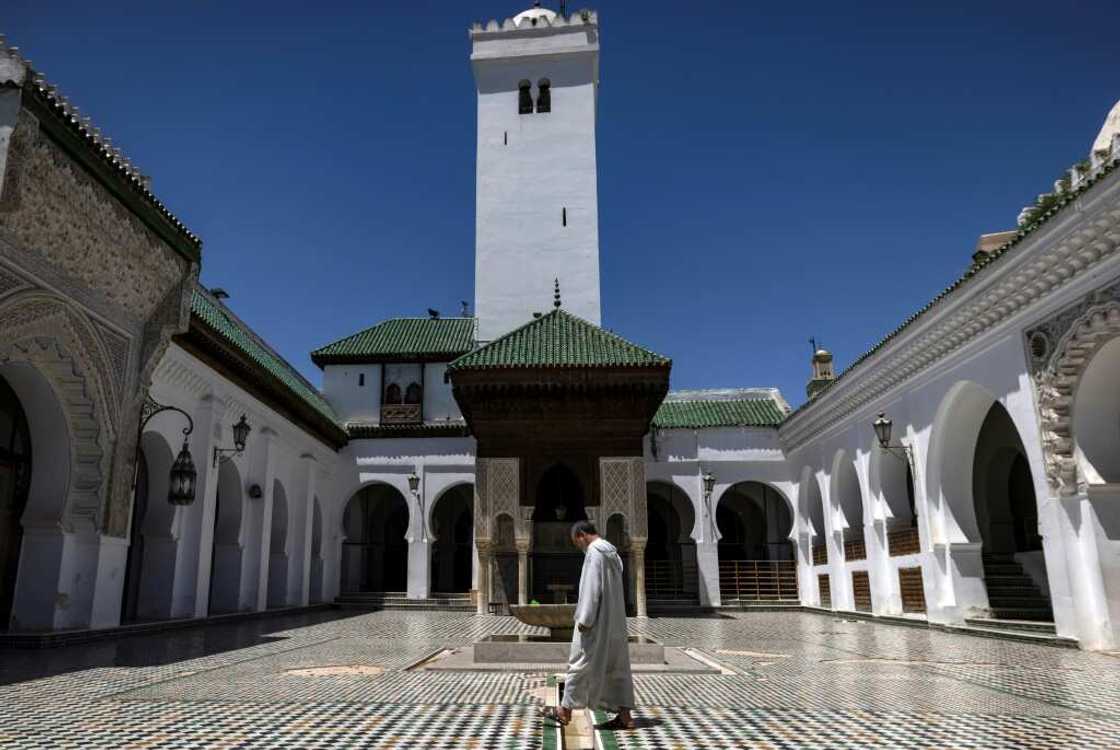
(1, 610, 1119, 748)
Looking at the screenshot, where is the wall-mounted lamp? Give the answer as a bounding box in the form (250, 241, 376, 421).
(701, 470, 717, 541)
(873, 412, 913, 465)
(137, 395, 197, 506)
(248, 483, 263, 500)
(407, 472, 426, 543)
(213, 414, 252, 467)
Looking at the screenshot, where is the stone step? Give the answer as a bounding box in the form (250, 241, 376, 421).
(965, 617, 1057, 635)
(988, 607, 1054, 621)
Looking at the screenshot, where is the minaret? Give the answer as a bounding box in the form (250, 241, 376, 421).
(470, 4, 602, 341)
(806, 339, 835, 400)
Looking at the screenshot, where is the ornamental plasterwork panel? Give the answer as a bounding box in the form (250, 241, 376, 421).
(0, 111, 188, 321)
(0, 263, 29, 301)
(779, 181, 1120, 451)
(1025, 281, 1120, 495)
(474, 458, 518, 543)
(599, 457, 648, 540)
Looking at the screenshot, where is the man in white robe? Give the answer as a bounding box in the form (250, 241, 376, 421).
(555, 520, 635, 729)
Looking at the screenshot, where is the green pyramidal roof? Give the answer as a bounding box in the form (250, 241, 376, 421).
(311, 317, 476, 366)
(448, 308, 671, 371)
(653, 390, 789, 429)
(190, 288, 339, 425)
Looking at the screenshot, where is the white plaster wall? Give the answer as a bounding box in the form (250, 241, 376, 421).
(322, 365, 380, 424)
(423, 363, 462, 422)
(473, 47, 601, 340)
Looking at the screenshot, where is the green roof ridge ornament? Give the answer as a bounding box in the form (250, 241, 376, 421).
(554, 278, 561, 309)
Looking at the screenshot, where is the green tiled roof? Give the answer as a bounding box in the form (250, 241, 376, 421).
(447, 309, 671, 371)
(311, 318, 476, 366)
(191, 289, 339, 424)
(653, 392, 788, 429)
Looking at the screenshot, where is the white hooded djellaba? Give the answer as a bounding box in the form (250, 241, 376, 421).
(561, 538, 635, 712)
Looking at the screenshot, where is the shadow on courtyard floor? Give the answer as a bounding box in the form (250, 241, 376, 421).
(0, 609, 364, 687)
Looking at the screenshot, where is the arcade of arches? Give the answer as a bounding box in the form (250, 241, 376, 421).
(716, 482, 797, 603)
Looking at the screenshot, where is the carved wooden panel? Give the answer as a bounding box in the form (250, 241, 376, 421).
(899, 566, 926, 613)
(818, 574, 832, 608)
(852, 570, 872, 611)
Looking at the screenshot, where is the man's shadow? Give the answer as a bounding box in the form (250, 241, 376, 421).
(595, 717, 664, 731)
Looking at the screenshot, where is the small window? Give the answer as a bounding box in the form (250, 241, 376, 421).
(358, 373, 365, 387)
(518, 80, 533, 115)
(562, 207, 567, 227)
(385, 383, 402, 404)
(536, 78, 551, 113)
(404, 382, 422, 404)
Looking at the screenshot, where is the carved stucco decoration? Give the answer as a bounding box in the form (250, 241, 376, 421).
(0, 263, 29, 301)
(599, 457, 648, 541)
(474, 458, 519, 543)
(0, 295, 117, 532)
(0, 111, 188, 322)
(1026, 281, 1120, 495)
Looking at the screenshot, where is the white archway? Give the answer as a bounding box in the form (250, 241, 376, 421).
(267, 480, 290, 608)
(429, 483, 473, 594)
(209, 460, 245, 614)
(1072, 336, 1120, 484)
(830, 450, 866, 560)
(340, 482, 410, 593)
(131, 430, 177, 621)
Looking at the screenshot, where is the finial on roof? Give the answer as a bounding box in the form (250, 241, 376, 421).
(554, 278, 561, 309)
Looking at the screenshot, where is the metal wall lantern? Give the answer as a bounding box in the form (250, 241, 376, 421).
(873, 412, 912, 464)
(137, 395, 197, 506)
(213, 414, 252, 467)
(407, 472, 426, 543)
(701, 470, 717, 541)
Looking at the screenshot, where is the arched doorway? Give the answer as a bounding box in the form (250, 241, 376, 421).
(645, 482, 697, 604)
(870, 436, 921, 557)
(120, 447, 148, 623)
(340, 484, 410, 593)
(0, 373, 31, 631)
(133, 431, 178, 621)
(268, 481, 289, 608)
(209, 460, 245, 614)
(830, 452, 866, 562)
(973, 402, 1050, 621)
(531, 463, 587, 603)
(431, 484, 473, 593)
(717, 482, 797, 602)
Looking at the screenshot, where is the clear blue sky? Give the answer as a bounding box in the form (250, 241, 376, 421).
(7, 1, 1118, 407)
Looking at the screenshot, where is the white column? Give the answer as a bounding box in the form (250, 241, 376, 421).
(476, 541, 492, 615)
(632, 539, 647, 618)
(516, 541, 530, 606)
(1058, 487, 1120, 650)
(254, 429, 278, 611)
(293, 454, 317, 606)
(182, 395, 223, 619)
(407, 539, 431, 600)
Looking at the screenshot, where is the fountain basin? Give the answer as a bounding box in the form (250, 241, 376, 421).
(474, 634, 664, 664)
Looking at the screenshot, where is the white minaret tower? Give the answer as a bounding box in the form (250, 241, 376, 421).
(471, 4, 601, 341)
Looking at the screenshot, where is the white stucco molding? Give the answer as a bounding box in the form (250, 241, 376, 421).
(1027, 287, 1120, 495)
(780, 170, 1120, 452)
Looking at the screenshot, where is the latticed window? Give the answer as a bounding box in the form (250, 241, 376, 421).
(536, 79, 551, 113)
(518, 80, 533, 114)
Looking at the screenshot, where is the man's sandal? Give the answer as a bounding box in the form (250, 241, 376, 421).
(595, 715, 636, 731)
(538, 706, 571, 726)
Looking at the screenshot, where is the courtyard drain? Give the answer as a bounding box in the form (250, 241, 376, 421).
(284, 665, 385, 677)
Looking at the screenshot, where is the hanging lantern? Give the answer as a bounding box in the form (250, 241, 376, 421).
(407, 472, 420, 494)
(873, 412, 893, 449)
(702, 471, 716, 498)
(232, 414, 251, 452)
(168, 439, 197, 506)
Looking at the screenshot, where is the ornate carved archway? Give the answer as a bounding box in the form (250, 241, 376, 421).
(1030, 294, 1120, 495)
(0, 293, 116, 531)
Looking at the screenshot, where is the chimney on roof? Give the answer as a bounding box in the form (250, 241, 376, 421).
(211, 288, 230, 302)
(970, 230, 1018, 268)
(806, 337, 835, 400)
(427, 308, 440, 320)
